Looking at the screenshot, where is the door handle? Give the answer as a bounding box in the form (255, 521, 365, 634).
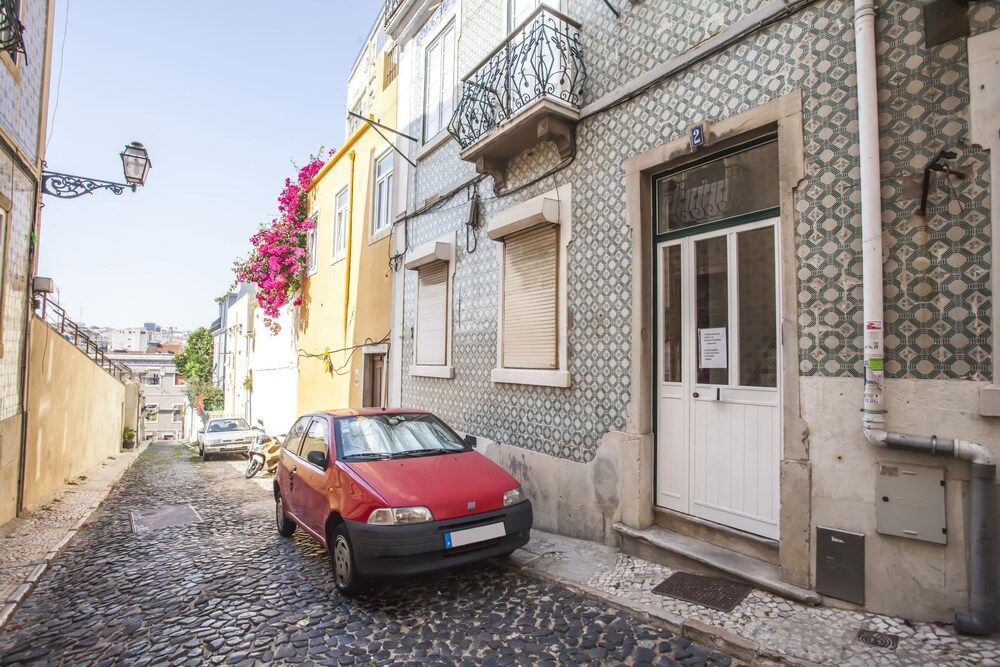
(692, 392, 700, 398)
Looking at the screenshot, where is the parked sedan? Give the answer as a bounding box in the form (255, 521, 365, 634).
(273, 409, 532, 594)
(198, 417, 258, 461)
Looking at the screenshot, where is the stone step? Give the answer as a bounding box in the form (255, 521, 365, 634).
(614, 522, 822, 606)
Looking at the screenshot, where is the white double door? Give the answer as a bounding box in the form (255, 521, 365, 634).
(655, 218, 781, 539)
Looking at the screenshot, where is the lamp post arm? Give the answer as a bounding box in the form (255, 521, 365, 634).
(40, 171, 138, 199)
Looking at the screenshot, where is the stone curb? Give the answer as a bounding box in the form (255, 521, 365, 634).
(0, 445, 146, 632)
(505, 560, 815, 666)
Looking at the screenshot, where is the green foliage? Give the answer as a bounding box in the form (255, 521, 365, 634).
(199, 385, 224, 411)
(175, 327, 215, 387)
(122, 426, 136, 445)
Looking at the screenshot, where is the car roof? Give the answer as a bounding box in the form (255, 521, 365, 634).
(306, 408, 431, 419)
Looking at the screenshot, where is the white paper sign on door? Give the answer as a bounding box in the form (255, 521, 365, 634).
(698, 327, 727, 369)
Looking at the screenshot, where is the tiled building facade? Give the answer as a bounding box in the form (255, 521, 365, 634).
(387, 0, 1000, 624)
(0, 0, 54, 523)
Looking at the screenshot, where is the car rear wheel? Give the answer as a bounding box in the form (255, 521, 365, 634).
(330, 525, 364, 596)
(275, 494, 296, 537)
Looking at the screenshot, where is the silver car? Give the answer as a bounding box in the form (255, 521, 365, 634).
(198, 418, 258, 461)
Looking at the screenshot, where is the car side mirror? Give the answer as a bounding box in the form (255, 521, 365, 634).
(198, 429, 204, 434)
(307, 450, 328, 469)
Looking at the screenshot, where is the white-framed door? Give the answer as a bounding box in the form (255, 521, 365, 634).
(655, 217, 781, 539)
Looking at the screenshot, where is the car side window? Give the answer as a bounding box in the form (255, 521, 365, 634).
(283, 417, 311, 455)
(300, 418, 329, 465)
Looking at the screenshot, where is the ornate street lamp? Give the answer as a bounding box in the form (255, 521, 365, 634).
(42, 142, 152, 199)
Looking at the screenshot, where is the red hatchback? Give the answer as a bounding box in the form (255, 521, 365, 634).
(273, 409, 533, 593)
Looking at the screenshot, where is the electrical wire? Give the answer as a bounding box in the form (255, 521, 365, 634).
(46, 0, 71, 148)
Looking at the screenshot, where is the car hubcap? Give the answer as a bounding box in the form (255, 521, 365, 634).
(334, 536, 351, 586)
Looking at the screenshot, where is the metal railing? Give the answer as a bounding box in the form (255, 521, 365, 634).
(447, 6, 586, 149)
(383, 0, 406, 27)
(35, 293, 134, 382)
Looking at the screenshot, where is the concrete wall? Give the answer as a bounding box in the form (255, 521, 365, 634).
(0, 413, 23, 524)
(22, 316, 126, 508)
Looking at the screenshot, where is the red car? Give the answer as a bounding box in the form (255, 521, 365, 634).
(273, 409, 533, 594)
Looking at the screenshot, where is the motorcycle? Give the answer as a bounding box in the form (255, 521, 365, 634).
(245, 420, 283, 479)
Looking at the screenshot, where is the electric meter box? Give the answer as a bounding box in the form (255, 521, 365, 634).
(875, 461, 947, 544)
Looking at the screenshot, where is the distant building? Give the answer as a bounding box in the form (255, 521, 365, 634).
(212, 284, 253, 389)
(107, 327, 150, 352)
(143, 322, 159, 333)
(110, 352, 188, 441)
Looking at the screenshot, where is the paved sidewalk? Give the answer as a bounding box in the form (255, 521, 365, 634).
(508, 530, 999, 666)
(0, 444, 145, 629)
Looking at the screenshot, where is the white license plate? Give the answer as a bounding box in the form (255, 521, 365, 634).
(444, 522, 506, 549)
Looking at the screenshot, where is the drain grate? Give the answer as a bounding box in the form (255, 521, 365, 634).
(651, 571, 751, 612)
(129, 504, 203, 533)
(857, 628, 899, 650)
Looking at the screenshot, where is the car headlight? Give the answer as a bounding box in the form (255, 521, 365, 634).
(367, 506, 434, 525)
(503, 486, 526, 507)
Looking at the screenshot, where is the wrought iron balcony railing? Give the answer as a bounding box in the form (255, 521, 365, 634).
(447, 7, 585, 150)
(383, 0, 406, 28)
(35, 294, 134, 382)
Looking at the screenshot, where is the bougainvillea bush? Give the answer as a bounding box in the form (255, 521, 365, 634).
(234, 153, 326, 333)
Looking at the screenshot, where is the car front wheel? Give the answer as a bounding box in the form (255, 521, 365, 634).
(275, 494, 296, 537)
(330, 525, 364, 596)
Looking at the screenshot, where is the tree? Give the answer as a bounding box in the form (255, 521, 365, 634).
(175, 327, 214, 387)
(175, 328, 223, 412)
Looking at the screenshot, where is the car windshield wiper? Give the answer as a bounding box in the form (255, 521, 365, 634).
(391, 449, 450, 459)
(343, 452, 391, 461)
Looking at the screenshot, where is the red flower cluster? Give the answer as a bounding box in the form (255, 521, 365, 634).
(234, 154, 326, 334)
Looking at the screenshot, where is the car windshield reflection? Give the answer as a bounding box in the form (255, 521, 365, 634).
(338, 414, 469, 460)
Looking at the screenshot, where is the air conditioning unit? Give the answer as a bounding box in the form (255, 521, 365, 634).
(32, 276, 56, 294)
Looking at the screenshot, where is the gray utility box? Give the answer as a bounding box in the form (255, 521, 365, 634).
(816, 527, 865, 605)
(876, 461, 947, 545)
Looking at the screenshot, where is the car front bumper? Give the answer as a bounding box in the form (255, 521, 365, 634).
(203, 442, 252, 454)
(346, 501, 533, 577)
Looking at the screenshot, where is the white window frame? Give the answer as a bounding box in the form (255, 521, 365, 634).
(508, 0, 564, 32)
(488, 184, 571, 387)
(145, 404, 159, 422)
(171, 404, 183, 423)
(422, 19, 456, 142)
(371, 151, 394, 241)
(332, 186, 349, 262)
(405, 232, 456, 379)
(306, 207, 319, 275)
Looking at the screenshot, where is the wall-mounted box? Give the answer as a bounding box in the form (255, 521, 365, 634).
(816, 527, 865, 605)
(876, 462, 947, 545)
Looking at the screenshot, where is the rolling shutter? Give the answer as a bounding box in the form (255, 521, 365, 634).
(502, 224, 558, 369)
(415, 261, 448, 365)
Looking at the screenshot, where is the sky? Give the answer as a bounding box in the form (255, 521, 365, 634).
(38, 1, 382, 330)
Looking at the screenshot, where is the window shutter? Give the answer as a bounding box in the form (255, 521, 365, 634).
(440, 26, 456, 126)
(416, 261, 448, 365)
(425, 37, 442, 136)
(502, 224, 558, 369)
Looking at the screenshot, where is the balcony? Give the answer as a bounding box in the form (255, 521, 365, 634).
(447, 7, 585, 189)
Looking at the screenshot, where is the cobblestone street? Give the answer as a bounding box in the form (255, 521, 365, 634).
(0, 442, 738, 666)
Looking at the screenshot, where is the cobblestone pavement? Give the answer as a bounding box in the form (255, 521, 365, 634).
(0, 442, 739, 666)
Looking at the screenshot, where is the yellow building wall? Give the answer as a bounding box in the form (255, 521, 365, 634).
(21, 316, 127, 509)
(297, 67, 397, 414)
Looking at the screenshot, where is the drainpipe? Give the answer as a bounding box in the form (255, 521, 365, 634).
(344, 150, 357, 342)
(852, 0, 997, 634)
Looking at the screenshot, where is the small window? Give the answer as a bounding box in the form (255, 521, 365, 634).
(502, 224, 559, 369)
(306, 209, 319, 274)
(283, 416, 311, 454)
(383, 45, 399, 89)
(423, 21, 456, 140)
(174, 374, 185, 386)
(144, 373, 160, 386)
(301, 418, 329, 464)
(372, 152, 393, 237)
(171, 404, 183, 423)
(333, 187, 349, 260)
(144, 405, 158, 423)
(415, 261, 448, 366)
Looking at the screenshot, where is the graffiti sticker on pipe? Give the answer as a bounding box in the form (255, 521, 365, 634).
(864, 320, 883, 356)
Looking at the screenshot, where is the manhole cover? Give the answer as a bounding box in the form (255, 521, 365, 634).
(651, 571, 751, 612)
(857, 628, 899, 650)
(129, 504, 203, 533)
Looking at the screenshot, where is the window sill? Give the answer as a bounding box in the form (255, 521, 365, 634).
(491, 368, 570, 388)
(331, 253, 346, 265)
(410, 364, 454, 379)
(369, 226, 392, 245)
(416, 129, 454, 162)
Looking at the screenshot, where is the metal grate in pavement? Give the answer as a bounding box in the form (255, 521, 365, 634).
(856, 628, 899, 650)
(651, 571, 751, 612)
(129, 504, 203, 533)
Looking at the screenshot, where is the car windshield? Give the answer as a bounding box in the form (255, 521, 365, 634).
(207, 419, 251, 433)
(337, 414, 469, 459)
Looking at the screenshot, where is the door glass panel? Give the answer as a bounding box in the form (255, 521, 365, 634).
(662, 245, 682, 383)
(301, 419, 329, 464)
(695, 236, 728, 385)
(738, 227, 777, 387)
(655, 140, 779, 235)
